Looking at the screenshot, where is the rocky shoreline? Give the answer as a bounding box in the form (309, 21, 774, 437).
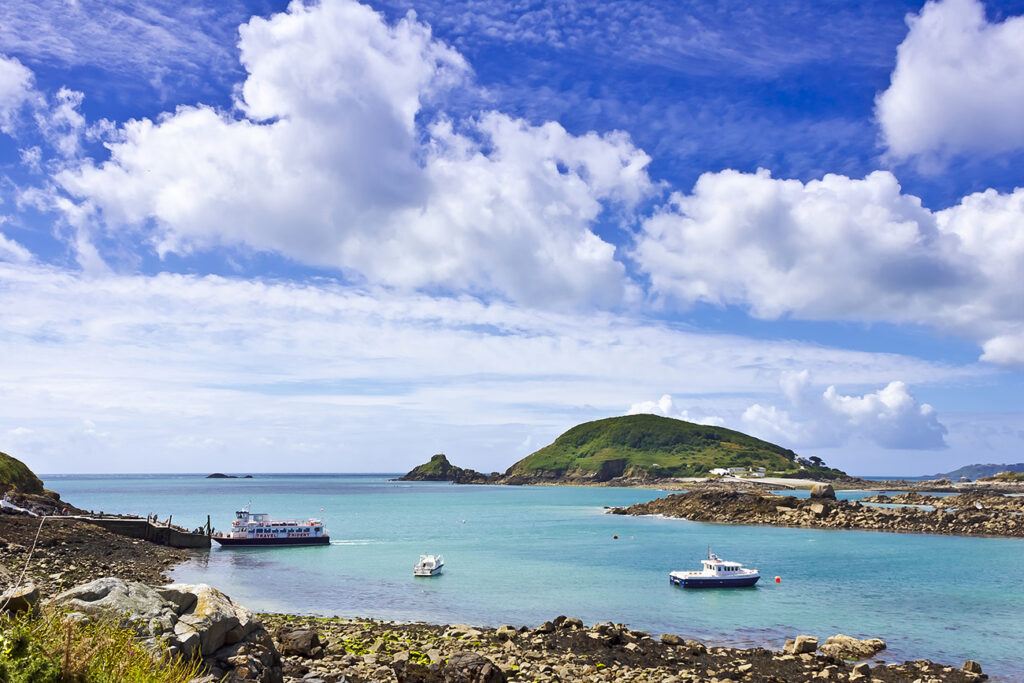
(258, 612, 987, 682)
(0, 512, 188, 596)
(608, 487, 1024, 537)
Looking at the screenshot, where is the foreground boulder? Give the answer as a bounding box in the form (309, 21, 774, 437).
(0, 582, 39, 615)
(49, 577, 281, 682)
(443, 651, 507, 683)
(784, 635, 819, 654)
(818, 633, 886, 660)
(276, 627, 327, 658)
(810, 483, 837, 500)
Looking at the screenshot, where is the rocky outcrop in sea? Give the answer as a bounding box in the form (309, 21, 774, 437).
(393, 454, 491, 484)
(608, 489, 1024, 537)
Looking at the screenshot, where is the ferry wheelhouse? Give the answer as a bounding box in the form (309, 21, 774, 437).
(669, 549, 759, 588)
(212, 505, 329, 547)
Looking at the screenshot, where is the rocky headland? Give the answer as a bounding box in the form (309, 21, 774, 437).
(608, 486, 1024, 537)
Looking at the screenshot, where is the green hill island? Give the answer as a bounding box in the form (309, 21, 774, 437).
(397, 414, 844, 485)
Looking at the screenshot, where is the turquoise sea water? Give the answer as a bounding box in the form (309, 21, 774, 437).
(44, 474, 1024, 680)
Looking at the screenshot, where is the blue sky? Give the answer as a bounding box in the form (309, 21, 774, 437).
(1, 0, 1023, 475)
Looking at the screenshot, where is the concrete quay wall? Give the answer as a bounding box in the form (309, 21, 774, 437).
(74, 517, 211, 549)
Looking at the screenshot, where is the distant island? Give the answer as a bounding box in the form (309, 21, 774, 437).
(929, 462, 1024, 481)
(397, 414, 846, 486)
(206, 473, 254, 479)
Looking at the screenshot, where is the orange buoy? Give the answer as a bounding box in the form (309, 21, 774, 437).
(775, 576, 781, 583)
(613, 535, 618, 539)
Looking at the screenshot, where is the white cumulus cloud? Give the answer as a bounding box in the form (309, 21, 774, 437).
(0, 260, 966, 472)
(634, 168, 1024, 366)
(626, 394, 724, 426)
(0, 230, 32, 263)
(741, 371, 947, 450)
(55, 0, 654, 308)
(876, 0, 1024, 162)
(0, 54, 35, 134)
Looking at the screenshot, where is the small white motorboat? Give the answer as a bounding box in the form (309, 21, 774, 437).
(669, 548, 759, 588)
(414, 554, 445, 576)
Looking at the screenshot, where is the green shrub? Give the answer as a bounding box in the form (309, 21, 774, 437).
(0, 610, 203, 683)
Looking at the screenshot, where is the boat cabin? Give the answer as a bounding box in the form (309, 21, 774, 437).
(702, 553, 744, 574)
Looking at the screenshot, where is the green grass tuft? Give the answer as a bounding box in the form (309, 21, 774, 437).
(0, 610, 204, 683)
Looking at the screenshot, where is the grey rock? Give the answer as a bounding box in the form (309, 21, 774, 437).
(1, 582, 39, 615)
(849, 663, 871, 681)
(660, 633, 684, 646)
(278, 628, 325, 657)
(818, 634, 886, 660)
(443, 650, 507, 683)
(784, 635, 819, 654)
(810, 484, 837, 500)
(50, 577, 178, 643)
(535, 621, 555, 634)
(47, 577, 281, 682)
(963, 660, 983, 674)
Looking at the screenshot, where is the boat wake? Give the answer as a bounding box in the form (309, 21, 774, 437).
(330, 539, 381, 546)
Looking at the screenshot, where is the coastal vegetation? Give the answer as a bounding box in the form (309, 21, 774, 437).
(503, 414, 830, 480)
(611, 488, 1024, 537)
(0, 452, 44, 495)
(932, 462, 1024, 480)
(981, 470, 1024, 482)
(0, 610, 202, 683)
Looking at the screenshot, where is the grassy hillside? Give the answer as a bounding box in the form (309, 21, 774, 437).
(0, 451, 44, 494)
(505, 414, 813, 479)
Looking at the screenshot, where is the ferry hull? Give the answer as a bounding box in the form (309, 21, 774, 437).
(213, 536, 331, 547)
(670, 574, 759, 588)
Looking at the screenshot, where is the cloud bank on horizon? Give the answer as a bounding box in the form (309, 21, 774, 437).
(0, 0, 1022, 474)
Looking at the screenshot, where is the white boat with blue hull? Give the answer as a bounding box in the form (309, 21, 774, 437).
(670, 550, 759, 588)
(414, 554, 444, 576)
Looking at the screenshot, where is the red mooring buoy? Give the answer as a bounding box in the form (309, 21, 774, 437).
(613, 535, 618, 539)
(775, 576, 781, 583)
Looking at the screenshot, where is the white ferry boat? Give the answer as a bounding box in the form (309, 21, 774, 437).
(414, 554, 444, 576)
(212, 505, 329, 547)
(669, 549, 759, 588)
